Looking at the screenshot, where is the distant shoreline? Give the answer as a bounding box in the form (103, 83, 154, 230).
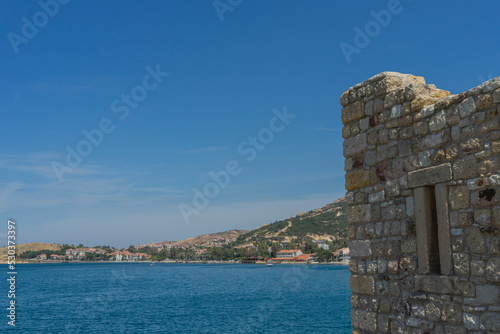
(4, 260, 350, 265)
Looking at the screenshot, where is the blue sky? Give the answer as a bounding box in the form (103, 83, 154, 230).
(1, 0, 499, 247)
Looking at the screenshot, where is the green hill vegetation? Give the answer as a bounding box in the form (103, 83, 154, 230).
(232, 198, 347, 248)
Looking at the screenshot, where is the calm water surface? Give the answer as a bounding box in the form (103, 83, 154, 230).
(2, 263, 352, 333)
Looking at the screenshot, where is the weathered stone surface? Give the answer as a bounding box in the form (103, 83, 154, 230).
(415, 275, 459, 294)
(342, 101, 364, 124)
(471, 260, 486, 276)
(343, 72, 500, 333)
(449, 186, 470, 210)
(442, 303, 463, 325)
(425, 303, 442, 322)
(477, 94, 493, 109)
(429, 110, 446, 132)
(460, 281, 475, 297)
(349, 240, 372, 258)
(486, 258, 500, 282)
(391, 104, 402, 119)
(345, 170, 370, 191)
(466, 228, 486, 254)
(476, 285, 500, 305)
(368, 190, 384, 203)
(454, 253, 470, 276)
(475, 208, 491, 225)
(347, 204, 371, 223)
(424, 132, 443, 148)
(464, 313, 480, 330)
(480, 312, 500, 331)
(406, 196, 414, 216)
(479, 157, 500, 174)
(351, 309, 377, 331)
(340, 90, 350, 106)
(350, 275, 375, 295)
(458, 96, 477, 118)
(483, 77, 500, 92)
(453, 156, 478, 179)
(479, 119, 500, 132)
(460, 138, 482, 154)
(385, 179, 399, 197)
(343, 133, 367, 157)
(407, 163, 452, 188)
(493, 89, 500, 104)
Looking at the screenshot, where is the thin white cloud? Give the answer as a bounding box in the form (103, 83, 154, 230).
(386, 43, 418, 50)
(181, 146, 228, 154)
(13, 74, 126, 101)
(0, 152, 114, 180)
(0, 182, 24, 213)
(317, 127, 339, 132)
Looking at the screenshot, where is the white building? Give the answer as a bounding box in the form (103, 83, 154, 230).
(276, 249, 303, 259)
(314, 240, 330, 250)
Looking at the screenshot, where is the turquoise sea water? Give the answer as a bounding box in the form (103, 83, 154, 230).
(2, 263, 352, 333)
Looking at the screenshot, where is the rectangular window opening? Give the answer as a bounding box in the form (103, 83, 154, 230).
(426, 187, 441, 274)
(414, 184, 451, 275)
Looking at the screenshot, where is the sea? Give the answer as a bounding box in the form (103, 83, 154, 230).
(2, 263, 352, 333)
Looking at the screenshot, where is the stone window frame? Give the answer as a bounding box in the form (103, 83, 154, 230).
(408, 163, 453, 275)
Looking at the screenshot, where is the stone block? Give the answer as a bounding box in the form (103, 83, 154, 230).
(368, 191, 384, 203)
(476, 285, 500, 305)
(343, 133, 367, 157)
(449, 186, 469, 210)
(458, 96, 477, 118)
(480, 312, 500, 331)
(342, 101, 365, 124)
(345, 170, 370, 191)
(415, 275, 459, 294)
(429, 110, 446, 132)
(493, 89, 500, 104)
(471, 260, 486, 276)
(486, 258, 500, 282)
(483, 77, 500, 92)
(477, 94, 493, 109)
(347, 204, 371, 223)
(391, 104, 402, 118)
(466, 228, 486, 254)
(442, 303, 463, 325)
(349, 240, 372, 258)
(407, 163, 452, 188)
(453, 253, 470, 276)
(460, 138, 482, 154)
(350, 275, 375, 295)
(453, 156, 478, 180)
(463, 313, 480, 330)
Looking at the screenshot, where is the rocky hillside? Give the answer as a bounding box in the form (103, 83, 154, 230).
(143, 229, 250, 248)
(232, 198, 347, 248)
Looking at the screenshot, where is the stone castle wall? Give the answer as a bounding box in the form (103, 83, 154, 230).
(341, 72, 500, 333)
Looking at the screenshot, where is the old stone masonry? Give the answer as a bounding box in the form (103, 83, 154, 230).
(342, 72, 500, 333)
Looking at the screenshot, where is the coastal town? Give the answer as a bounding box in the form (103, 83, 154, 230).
(27, 239, 350, 264)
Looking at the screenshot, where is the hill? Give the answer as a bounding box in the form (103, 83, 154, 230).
(232, 198, 347, 249)
(169, 230, 249, 247)
(0, 242, 62, 263)
(138, 229, 250, 248)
